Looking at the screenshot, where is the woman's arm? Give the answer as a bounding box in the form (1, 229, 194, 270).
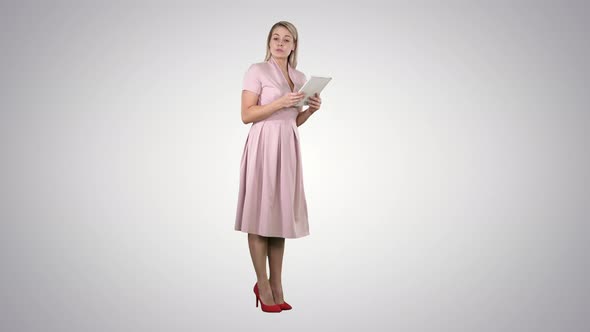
(241, 91, 282, 124)
(296, 93, 322, 126)
(296, 108, 314, 127)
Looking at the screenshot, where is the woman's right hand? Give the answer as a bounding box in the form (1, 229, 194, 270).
(275, 92, 305, 109)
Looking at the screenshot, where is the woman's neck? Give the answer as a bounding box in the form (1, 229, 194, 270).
(273, 56, 289, 72)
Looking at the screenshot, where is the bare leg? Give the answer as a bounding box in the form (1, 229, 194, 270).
(248, 233, 276, 305)
(268, 236, 286, 304)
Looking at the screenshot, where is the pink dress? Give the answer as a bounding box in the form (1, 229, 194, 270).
(234, 56, 310, 238)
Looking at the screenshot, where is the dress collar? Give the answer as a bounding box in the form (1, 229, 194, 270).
(268, 55, 293, 74)
(268, 55, 296, 92)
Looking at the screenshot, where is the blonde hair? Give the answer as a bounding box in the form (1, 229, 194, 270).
(264, 21, 300, 69)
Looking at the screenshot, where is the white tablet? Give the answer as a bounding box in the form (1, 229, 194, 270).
(295, 76, 332, 107)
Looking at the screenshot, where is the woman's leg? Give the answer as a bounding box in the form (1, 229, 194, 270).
(248, 233, 276, 305)
(268, 236, 286, 304)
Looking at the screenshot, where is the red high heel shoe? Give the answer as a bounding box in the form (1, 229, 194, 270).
(253, 283, 282, 313)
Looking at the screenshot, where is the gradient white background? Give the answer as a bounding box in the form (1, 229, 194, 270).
(1, 1, 589, 331)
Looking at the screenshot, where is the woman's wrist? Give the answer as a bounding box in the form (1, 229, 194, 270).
(270, 100, 284, 112)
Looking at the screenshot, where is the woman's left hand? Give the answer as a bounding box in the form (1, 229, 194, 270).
(307, 93, 322, 113)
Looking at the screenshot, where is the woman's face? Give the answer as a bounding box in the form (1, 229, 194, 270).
(270, 26, 294, 59)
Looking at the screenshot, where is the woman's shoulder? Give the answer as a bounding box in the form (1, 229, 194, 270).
(292, 66, 307, 81)
(250, 58, 275, 68)
(245, 61, 272, 75)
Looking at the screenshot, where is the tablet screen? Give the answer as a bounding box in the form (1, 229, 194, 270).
(296, 76, 332, 107)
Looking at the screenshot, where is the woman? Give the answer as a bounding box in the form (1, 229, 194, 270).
(234, 21, 322, 313)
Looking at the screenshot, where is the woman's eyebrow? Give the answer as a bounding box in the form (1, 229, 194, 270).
(273, 33, 292, 38)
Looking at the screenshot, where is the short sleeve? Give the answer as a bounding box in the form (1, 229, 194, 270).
(242, 64, 261, 95)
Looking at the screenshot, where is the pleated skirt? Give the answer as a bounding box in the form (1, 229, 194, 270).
(234, 109, 309, 238)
